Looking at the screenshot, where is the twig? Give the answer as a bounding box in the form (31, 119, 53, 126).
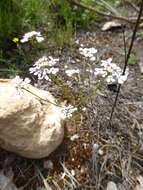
(109, 0, 143, 122)
(32, 162, 53, 190)
(124, 0, 140, 12)
(98, 0, 120, 16)
(52, 180, 62, 190)
(68, 0, 143, 24)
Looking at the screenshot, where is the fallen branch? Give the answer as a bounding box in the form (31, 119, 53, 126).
(68, 0, 143, 25)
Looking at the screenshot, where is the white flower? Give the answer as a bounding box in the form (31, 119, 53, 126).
(61, 105, 77, 119)
(106, 75, 116, 83)
(70, 134, 79, 141)
(20, 31, 44, 43)
(101, 58, 112, 67)
(47, 67, 59, 74)
(29, 56, 59, 81)
(36, 36, 44, 42)
(79, 47, 97, 61)
(118, 71, 129, 84)
(90, 56, 96, 61)
(65, 69, 80, 77)
(12, 76, 31, 95)
(95, 58, 129, 84)
(94, 68, 107, 77)
(82, 107, 86, 111)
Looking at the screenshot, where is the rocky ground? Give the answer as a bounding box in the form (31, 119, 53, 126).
(0, 20, 143, 190)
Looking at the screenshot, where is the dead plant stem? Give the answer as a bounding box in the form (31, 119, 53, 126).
(109, 0, 143, 122)
(68, 0, 143, 25)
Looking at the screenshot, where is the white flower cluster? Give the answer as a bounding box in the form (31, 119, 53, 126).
(79, 47, 97, 61)
(94, 58, 129, 84)
(70, 134, 79, 141)
(29, 56, 59, 81)
(20, 31, 44, 43)
(65, 69, 80, 77)
(61, 105, 77, 119)
(12, 76, 31, 95)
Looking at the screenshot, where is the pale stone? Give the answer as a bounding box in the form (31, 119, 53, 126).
(107, 181, 117, 190)
(135, 176, 143, 190)
(0, 169, 18, 190)
(0, 79, 64, 158)
(102, 21, 122, 31)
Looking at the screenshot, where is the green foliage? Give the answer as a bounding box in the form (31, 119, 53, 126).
(128, 54, 138, 65)
(1, 0, 133, 71)
(0, 0, 49, 46)
(0, 0, 123, 48)
(48, 0, 73, 46)
(0, 0, 21, 44)
(137, 30, 143, 39)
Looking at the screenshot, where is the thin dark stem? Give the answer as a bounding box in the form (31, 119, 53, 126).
(123, 1, 143, 75)
(109, 0, 143, 122)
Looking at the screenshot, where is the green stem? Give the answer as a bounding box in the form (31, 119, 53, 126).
(0, 68, 22, 73)
(22, 87, 61, 107)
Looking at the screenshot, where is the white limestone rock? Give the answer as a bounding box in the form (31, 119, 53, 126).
(0, 79, 64, 158)
(102, 21, 122, 31)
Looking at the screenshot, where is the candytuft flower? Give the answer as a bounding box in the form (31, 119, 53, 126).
(61, 105, 77, 119)
(29, 56, 59, 81)
(79, 47, 97, 61)
(65, 69, 80, 77)
(12, 76, 31, 95)
(94, 58, 129, 84)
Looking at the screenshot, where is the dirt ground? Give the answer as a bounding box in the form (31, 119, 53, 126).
(0, 22, 143, 190)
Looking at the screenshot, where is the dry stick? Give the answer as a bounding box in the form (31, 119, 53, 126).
(124, 0, 140, 13)
(109, 0, 143, 122)
(98, 0, 120, 16)
(68, 0, 143, 24)
(32, 162, 53, 190)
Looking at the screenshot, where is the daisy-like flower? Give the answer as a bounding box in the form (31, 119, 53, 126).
(29, 56, 59, 81)
(20, 31, 44, 43)
(12, 76, 31, 95)
(61, 105, 77, 119)
(12, 37, 19, 43)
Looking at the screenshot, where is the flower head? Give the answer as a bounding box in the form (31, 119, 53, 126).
(65, 69, 80, 77)
(29, 56, 59, 81)
(79, 47, 97, 61)
(61, 105, 77, 119)
(12, 76, 31, 95)
(94, 58, 129, 84)
(12, 37, 19, 43)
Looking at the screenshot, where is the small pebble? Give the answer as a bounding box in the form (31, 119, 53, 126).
(43, 160, 53, 170)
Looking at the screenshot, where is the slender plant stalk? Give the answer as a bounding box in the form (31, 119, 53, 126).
(109, 0, 143, 122)
(0, 68, 22, 73)
(22, 88, 61, 107)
